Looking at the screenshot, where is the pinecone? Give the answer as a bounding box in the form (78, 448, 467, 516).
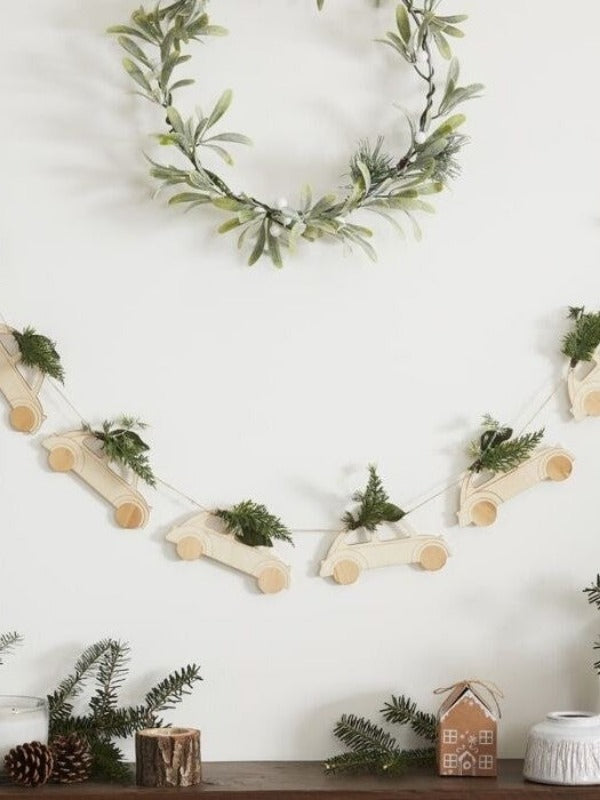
(4, 741, 54, 787)
(50, 734, 93, 784)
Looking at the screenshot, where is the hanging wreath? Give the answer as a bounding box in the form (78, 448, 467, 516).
(108, 0, 482, 267)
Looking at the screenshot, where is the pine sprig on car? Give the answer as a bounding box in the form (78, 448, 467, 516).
(12, 326, 65, 383)
(216, 500, 293, 548)
(343, 465, 405, 532)
(323, 695, 436, 777)
(48, 638, 202, 782)
(85, 417, 156, 487)
(468, 415, 544, 474)
(0, 631, 23, 665)
(562, 306, 600, 367)
(108, 0, 482, 266)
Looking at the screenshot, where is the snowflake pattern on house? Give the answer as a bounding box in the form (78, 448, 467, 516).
(436, 680, 500, 777)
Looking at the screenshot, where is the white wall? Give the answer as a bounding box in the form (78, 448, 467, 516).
(0, 0, 599, 763)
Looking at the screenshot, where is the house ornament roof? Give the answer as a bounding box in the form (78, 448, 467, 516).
(435, 679, 503, 721)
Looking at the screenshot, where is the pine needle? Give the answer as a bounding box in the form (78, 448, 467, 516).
(343, 465, 405, 531)
(12, 326, 65, 383)
(562, 306, 600, 366)
(468, 416, 544, 474)
(0, 631, 23, 665)
(381, 695, 437, 742)
(85, 417, 156, 487)
(216, 500, 293, 547)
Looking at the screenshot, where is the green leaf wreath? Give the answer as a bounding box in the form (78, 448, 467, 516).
(12, 327, 65, 383)
(562, 306, 600, 367)
(109, 0, 482, 267)
(324, 693, 436, 776)
(84, 417, 156, 487)
(216, 500, 293, 548)
(343, 465, 405, 532)
(48, 639, 202, 782)
(468, 415, 544, 475)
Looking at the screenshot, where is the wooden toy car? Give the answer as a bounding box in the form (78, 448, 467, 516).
(166, 512, 291, 594)
(319, 519, 450, 585)
(457, 447, 573, 527)
(42, 430, 150, 529)
(0, 325, 46, 433)
(568, 344, 600, 420)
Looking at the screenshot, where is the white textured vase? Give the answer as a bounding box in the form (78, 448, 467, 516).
(523, 711, 600, 785)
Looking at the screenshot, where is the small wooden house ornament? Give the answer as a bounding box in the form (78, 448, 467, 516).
(436, 680, 502, 777)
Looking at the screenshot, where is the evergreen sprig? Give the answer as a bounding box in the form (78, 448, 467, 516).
(562, 306, 600, 367)
(381, 695, 437, 742)
(12, 326, 65, 383)
(468, 415, 544, 474)
(48, 639, 202, 782)
(85, 417, 156, 487)
(584, 575, 600, 675)
(0, 631, 23, 665)
(215, 500, 293, 547)
(109, 0, 481, 266)
(343, 465, 405, 532)
(324, 695, 436, 777)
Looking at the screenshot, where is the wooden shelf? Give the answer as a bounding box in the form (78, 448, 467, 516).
(1, 760, 600, 799)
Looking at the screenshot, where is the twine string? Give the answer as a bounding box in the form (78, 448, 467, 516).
(434, 679, 504, 719)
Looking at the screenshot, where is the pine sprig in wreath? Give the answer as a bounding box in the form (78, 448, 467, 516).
(108, 0, 482, 266)
(48, 639, 202, 782)
(468, 415, 544, 474)
(215, 500, 293, 548)
(324, 696, 436, 777)
(12, 327, 65, 383)
(343, 465, 405, 532)
(0, 631, 23, 665)
(85, 417, 156, 487)
(562, 306, 600, 367)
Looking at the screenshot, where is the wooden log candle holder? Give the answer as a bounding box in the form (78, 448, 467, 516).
(135, 727, 202, 787)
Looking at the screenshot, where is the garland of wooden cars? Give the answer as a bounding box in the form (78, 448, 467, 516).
(0, 308, 595, 590)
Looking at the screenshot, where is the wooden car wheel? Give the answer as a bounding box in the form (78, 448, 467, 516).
(332, 558, 361, 585)
(115, 501, 145, 529)
(176, 536, 204, 561)
(48, 446, 76, 472)
(584, 390, 600, 417)
(419, 544, 447, 571)
(546, 454, 573, 482)
(470, 500, 497, 527)
(257, 565, 287, 595)
(9, 405, 37, 433)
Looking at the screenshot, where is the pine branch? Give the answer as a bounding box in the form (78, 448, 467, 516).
(0, 631, 23, 665)
(144, 664, 203, 715)
(468, 416, 544, 474)
(89, 641, 131, 723)
(85, 417, 156, 487)
(584, 575, 600, 611)
(333, 714, 399, 755)
(215, 501, 293, 547)
(48, 640, 202, 782)
(381, 695, 437, 742)
(12, 326, 65, 383)
(562, 306, 600, 366)
(324, 748, 434, 777)
(343, 465, 405, 532)
(47, 639, 115, 725)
